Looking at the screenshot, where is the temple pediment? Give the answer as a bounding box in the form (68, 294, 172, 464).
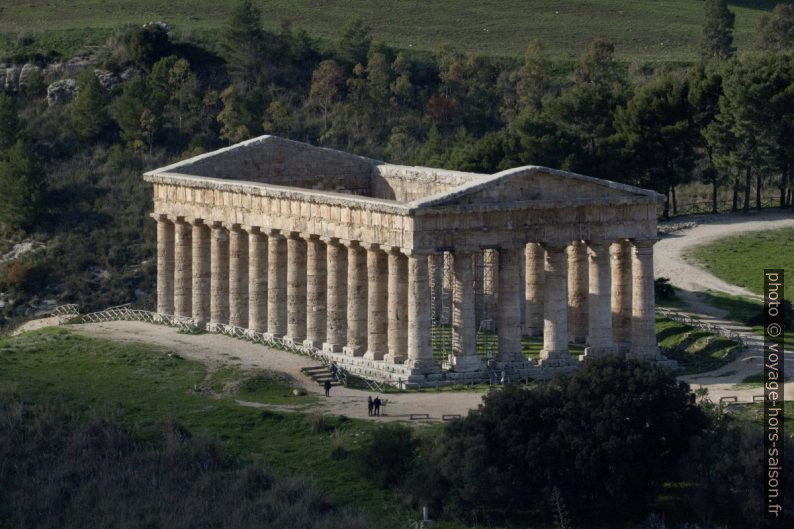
(412, 166, 663, 209)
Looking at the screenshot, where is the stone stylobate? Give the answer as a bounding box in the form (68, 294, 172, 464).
(145, 135, 672, 387)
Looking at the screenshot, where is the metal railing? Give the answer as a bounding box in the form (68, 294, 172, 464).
(656, 307, 749, 348)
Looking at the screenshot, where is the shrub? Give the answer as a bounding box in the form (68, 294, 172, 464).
(655, 277, 676, 300)
(357, 423, 417, 488)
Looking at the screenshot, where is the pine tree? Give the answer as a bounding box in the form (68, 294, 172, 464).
(516, 40, 551, 113)
(0, 93, 19, 150)
(221, 0, 265, 88)
(700, 0, 735, 62)
(69, 69, 109, 141)
(759, 4, 794, 52)
(0, 140, 46, 231)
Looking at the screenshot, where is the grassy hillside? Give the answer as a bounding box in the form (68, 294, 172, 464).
(0, 0, 782, 61)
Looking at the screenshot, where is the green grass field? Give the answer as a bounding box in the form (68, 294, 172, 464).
(0, 0, 779, 61)
(656, 316, 740, 374)
(689, 227, 794, 300)
(0, 327, 420, 528)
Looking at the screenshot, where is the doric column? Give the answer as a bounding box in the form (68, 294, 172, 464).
(229, 225, 249, 328)
(286, 232, 307, 344)
(524, 242, 544, 337)
(210, 223, 229, 325)
(610, 240, 632, 351)
(267, 230, 287, 338)
(451, 248, 481, 370)
(364, 245, 388, 360)
(191, 220, 210, 324)
(629, 239, 659, 359)
(248, 228, 267, 332)
(483, 248, 499, 325)
(304, 235, 327, 349)
(497, 245, 523, 363)
(584, 242, 614, 357)
(407, 251, 435, 372)
(344, 241, 367, 356)
(323, 238, 347, 352)
(173, 218, 192, 318)
(156, 215, 175, 315)
(539, 244, 574, 365)
(429, 253, 443, 324)
(441, 251, 453, 325)
(385, 248, 408, 364)
(567, 240, 589, 344)
(474, 251, 485, 328)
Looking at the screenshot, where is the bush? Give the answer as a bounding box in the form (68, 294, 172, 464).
(357, 423, 417, 488)
(408, 356, 707, 524)
(655, 277, 676, 300)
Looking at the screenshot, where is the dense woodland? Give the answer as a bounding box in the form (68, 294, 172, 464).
(0, 0, 793, 321)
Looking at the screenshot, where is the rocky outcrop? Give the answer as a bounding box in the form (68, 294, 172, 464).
(46, 79, 77, 106)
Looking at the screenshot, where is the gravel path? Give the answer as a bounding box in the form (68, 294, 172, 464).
(655, 210, 794, 402)
(73, 321, 486, 422)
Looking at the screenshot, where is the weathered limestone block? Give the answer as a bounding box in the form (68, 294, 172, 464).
(248, 228, 267, 332)
(191, 221, 210, 324)
(584, 242, 614, 357)
(46, 78, 76, 106)
(364, 245, 388, 360)
(267, 231, 287, 337)
(384, 248, 408, 364)
(344, 241, 367, 356)
(524, 242, 544, 337)
(323, 239, 347, 352)
(567, 240, 589, 344)
(610, 239, 632, 350)
(229, 226, 249, 328)
(210, 224, 229, 324)
(173, 219, 192, 318)
(304, 235, 327, 348)
(156, 216, 174, 315)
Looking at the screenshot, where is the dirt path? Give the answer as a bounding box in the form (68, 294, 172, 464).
(655, 210, 794, 302)
(655, 210, 794, 402)
(72, 321, 486, 422)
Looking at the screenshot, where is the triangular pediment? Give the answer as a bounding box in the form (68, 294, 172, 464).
(412, 166, 663, 207)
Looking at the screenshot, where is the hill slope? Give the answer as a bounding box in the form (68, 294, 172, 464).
(0, 0, 782, 61)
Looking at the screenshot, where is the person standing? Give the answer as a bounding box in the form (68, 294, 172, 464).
(373, 396, 381, 416)
(367, 395, 373, 416)
(324, 379, 331, 397)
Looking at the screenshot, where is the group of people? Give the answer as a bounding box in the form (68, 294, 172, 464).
(367, 395, 382, 416)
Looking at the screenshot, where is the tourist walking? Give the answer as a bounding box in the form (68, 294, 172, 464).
(373, 396, 381, 416)
(367, 396, 373, 416)
(323, 379, 331, 397)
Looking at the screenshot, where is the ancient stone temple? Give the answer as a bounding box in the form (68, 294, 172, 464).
(144, 135, 671, 386)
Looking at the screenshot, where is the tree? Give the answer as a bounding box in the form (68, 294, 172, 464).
(0, 93, 20, 150)
(408, 356, 706, 524)
(338, 19, 372, 67)
(548, 39, 628, 178)
(615, 72, 697, 218)
(700, 0, 735, 62)
(221, 0, 265, 88)
(123, 23, 171, 71)
(759, 4, 794, 52)
(69, 69, 109, 141)
(0, 140, 47, 231)
(111, 73, 151, 148)
(150, 56, 200, 137)
(516, 39, 551, 113)
(687, 63, 726, 213)
(309, 60, 344, 131)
